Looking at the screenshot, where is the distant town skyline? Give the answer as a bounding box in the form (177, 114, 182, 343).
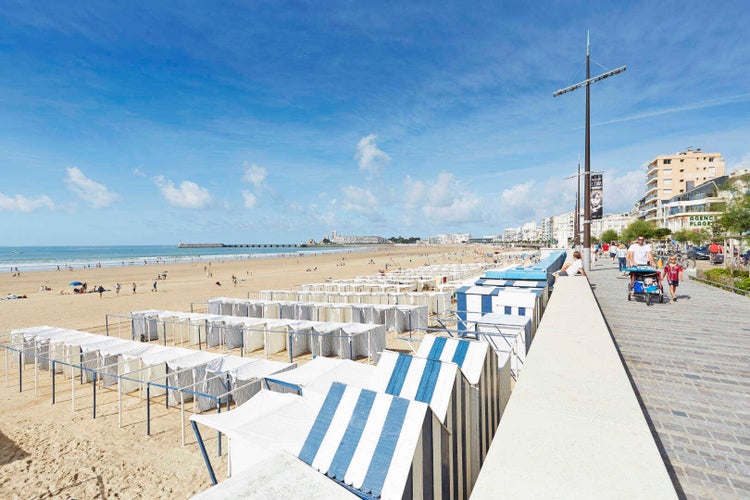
(1, 1, 749, 245)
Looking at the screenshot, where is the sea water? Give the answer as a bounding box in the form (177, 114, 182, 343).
(0, 245, 357, 273)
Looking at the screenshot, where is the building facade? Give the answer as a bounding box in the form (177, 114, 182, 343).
(591, 212, 636, 239)
(642, 147, 725, 222)
(660, 169, 748, 233)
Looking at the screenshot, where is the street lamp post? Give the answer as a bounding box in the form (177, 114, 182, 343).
(554, 32, 626, 271)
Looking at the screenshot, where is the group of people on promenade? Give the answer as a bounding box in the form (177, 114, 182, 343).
(554, 235, 684, 302)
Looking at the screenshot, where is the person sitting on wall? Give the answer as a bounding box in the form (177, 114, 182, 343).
(552, 251, 585, 280)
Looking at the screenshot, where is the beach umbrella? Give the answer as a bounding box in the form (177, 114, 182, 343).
(69, 281, 83, 286)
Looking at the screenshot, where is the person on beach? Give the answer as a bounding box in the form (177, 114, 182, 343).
(132, 282, 137, 294)
(552, 251, 585, 279)
(152, 281, 157, 292)
(97, 285, 104, 298)
(115, 282, 121, 295)
(662, 256, 684, 302)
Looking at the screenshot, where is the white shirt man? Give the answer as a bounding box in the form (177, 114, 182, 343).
(627, 237, 654, 266)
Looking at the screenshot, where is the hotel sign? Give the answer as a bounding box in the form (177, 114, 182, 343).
(688, 215, 715, 227)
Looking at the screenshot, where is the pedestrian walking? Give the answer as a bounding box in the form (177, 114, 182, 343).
(152, 280, 157, 292)
(132, 282, 137, 294)
(115, 282, 121, 295)
(616, 243, 627, 272)
(662, 256, 684, 302)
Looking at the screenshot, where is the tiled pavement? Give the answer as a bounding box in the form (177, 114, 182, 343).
(588, 260, 750, 500)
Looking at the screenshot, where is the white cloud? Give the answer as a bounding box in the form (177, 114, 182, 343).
(242, 164, 267, 190)
(341, 185, 380, 214)
(241, 190, 257, 209)
(133, 168, 146, 177)
(355, 134, 390, 175)
(403, 170, 484, 224)
(154, 176, 212, 208)
(64, 167, 120, 208)
(0, 193, 55, 212)
(605, 169, 645, 213)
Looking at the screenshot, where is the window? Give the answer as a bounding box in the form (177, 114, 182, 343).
(663, 189, 672, 195)
(709, 167, 715, 176)
(504, 306, 512, 315)
(709, 157, 714, 162)
(663, 159, 672, 164)
(664, 179, 672, 186)
(518, 307, 526, 316)
(663, 169, 672, 175)
(680, 159, 684, 162)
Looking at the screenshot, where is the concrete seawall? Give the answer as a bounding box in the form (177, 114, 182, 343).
(471, 274, 677, 498)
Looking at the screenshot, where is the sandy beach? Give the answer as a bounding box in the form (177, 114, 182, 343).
(0, 244, 491, 499)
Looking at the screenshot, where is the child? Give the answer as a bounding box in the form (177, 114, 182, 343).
(662, 256, 684, 302)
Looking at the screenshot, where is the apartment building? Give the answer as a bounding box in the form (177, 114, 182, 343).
(642, 147, 725, 222)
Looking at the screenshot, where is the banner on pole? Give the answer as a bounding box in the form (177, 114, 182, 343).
(591, 173, 603, 220)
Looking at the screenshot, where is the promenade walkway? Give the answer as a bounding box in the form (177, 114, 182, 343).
(588, 260, 750, 499)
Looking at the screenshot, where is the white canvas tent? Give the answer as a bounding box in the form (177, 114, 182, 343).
(264, 356, 377, 396)
(190, 390, 325, 476)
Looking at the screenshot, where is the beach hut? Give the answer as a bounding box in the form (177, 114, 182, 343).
(416, 334, 509, 488)
(368, 351, 471, 499)
(455, 286, 541, 333)
(165, 351, 225, 404)
(473, 313, 532, 379)
(193, 355, 257, 411)
(229, 359, 297, 406)
(298, 382, 450, 500)
(338, 323, 386, 361)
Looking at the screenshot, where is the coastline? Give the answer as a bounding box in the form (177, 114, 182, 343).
(0, 244, 493, 499)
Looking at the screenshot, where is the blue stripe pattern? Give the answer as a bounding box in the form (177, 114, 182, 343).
(451, 340, 469, 368)
(385, 354, 412, 396)
(298, 382, 346, 465)
(481, 294, 492, 314)
(327, 389, 376, 480)
(415, 358, 441, 403)
(361, 396, 410, 496)
(427, 336, 447, 360)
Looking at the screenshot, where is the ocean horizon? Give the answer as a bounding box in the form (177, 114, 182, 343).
(0, 245, 360, 273)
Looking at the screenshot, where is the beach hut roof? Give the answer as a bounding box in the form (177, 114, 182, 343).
(298, 382, 431, 500)
(368, 350, 457, 420)
(416, 334, 489, 385)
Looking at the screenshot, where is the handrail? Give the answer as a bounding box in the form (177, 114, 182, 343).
(690, 276, 750, 296)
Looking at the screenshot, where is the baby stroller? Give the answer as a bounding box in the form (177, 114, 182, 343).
(625, 266, 664, 306)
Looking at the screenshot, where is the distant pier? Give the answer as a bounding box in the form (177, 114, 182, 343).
(178, 242, 306, 249)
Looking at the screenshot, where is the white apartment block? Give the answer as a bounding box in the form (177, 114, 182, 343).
(591, 212, 636, 239)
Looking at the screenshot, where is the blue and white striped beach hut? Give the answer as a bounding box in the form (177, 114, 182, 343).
(415, 335, 510, 479)
(298, 382, 450, 500)
(367, 350, 472, 499)
(455, 286, 542, 333)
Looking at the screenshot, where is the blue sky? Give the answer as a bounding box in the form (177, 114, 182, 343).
(1, 1, 749, 245)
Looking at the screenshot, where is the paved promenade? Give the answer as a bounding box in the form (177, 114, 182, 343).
(588, 260, 750, 499)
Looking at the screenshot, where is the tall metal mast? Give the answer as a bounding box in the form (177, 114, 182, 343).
(554, 32, 626, 271)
